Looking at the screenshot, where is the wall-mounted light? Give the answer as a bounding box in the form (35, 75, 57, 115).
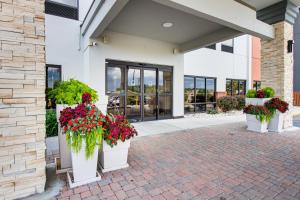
(288, 40, 294, 53)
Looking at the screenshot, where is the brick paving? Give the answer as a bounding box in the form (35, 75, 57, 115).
(54, 123, 300, 200)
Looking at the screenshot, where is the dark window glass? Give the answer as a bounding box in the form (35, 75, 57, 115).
(226, 80, 232, 96)
(206, 44, 216, 50)
(221, 39, 234, 53)
(239, 80, 246, 95)
(127, 68, 141, 95)
(159, 71, 172, 93)
(226, 79, 247, 96)
(206, 78, 216, 102)
(232, 80, 239, 96)
(126, 96, 141, 121)
(107, 96, 125, 115)
(144, 70, 156, 94)
(184, 77, 195, 104)
(144, 95, 157, 118)
(159, 95, 172, 117)
(253, 81, 261, 91)
(107, 67, 125, 95)
(45, 0, 78, 20)
(196, 78, 205, 103)
(47, 65, 61, 89)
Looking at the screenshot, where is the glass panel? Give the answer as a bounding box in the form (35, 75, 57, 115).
(184, 104, 195, 113)
(126, 96, 141, 121)
(159, 95, 172, 117)
(195, 104, 206, 112)
(127, 68, 141, 95)
(144, 70, 156, 94)
(159, 71, 172, 93)
(239, 80, 246, 95)
(47, 67, 61, 88)
(206, 78, 216, 102)
(226, 80, 232, 96)
(107, 67, 125, 95)
(107, 96, 125, 115)
(232, 80, 239, 96)
(144, 95, 157, 118)
(196, 78, 205, 103)
(257, 81, 261, 90)
(184, 77, 195, 104)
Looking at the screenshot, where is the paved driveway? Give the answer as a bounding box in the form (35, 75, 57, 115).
(56, 123, 300, 200)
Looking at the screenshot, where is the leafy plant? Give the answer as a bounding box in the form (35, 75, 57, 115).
(60, 93, 104, 159)
(49, 79, 98, 105)
(246, 89, 257, 98)
(263, 87, 275, 98)
(206, 108, 219, 115)
(217, 96, 238, 112)
(265, 98, 289, 115)
(256, 90, 265, 98)
(243, 105, 273, 123)
(236, 96, 246, 110)
(103, 114, 137, 147)
(46, 109, 58, 137)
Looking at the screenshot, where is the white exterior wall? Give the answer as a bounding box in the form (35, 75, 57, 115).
(85, 31, 184, 117)
(184, 35, 252, 92)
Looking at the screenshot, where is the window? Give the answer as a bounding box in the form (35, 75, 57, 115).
(46, 64, 62, 108)
(226, 79, 246, 96)
(253, 81, 262, 91)
(206, 44, 216, 50)
(45, 0, 78, 20)
(184, 76, 216, 113)
(221, 39, 234, 53)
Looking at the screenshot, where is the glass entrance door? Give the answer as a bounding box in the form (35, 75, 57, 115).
(143, 69, 157, 121)
(126, 67, 141, 122)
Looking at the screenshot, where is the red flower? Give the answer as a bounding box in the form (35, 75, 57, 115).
(68, 120, 73, 126)
(82, 92, 92, 104)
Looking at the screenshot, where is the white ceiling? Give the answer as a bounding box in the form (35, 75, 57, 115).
(107, 0, 226, 44)
(240, 0, 300, 10)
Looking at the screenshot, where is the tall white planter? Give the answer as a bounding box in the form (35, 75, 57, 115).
(56, 104, 76, 171)
(246, 114, 268, 133)
(67, 139, 101, 188)
(99, 140, 130, 173)
(268, 111, 284, 132)
(246, 98, 271, 106)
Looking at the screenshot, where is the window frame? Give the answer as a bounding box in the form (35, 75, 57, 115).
(46, 64, 62, 89)
(226, 78, 247, 96)
(253, 80, 262, 91)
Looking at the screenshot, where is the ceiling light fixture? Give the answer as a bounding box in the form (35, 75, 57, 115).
(162, 22, 174, 28)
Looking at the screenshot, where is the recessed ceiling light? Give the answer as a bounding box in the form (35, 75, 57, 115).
(162, 22, 173, 28)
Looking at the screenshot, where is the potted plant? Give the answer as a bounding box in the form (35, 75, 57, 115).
(60, 93, 104, 187)
(246, 87, 275, 106)
(99, 114, 137, 172)
(265, 98, 289, 132)
(243, 105, 272, 133)
(48, 79, 98, 172)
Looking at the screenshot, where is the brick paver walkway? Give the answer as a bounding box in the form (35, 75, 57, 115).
(55, 123, 300, 200)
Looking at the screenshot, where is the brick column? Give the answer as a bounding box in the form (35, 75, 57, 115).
(261, 21, 294, 128)
(0, 0, 46, 199)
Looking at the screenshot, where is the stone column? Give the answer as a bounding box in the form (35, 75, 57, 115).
(0, 0, 46, 199)
(259, 0, 299, 128)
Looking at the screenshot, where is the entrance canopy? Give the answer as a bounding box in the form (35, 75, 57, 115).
(81, 0, 280, 53)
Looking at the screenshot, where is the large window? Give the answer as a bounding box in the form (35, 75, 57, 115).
(46, 64, 62, 108)
(221, 39, 234, 53)
(253, 81, 261, 91)
(184, 76, 216, 113)
(226, 79, 246, 96)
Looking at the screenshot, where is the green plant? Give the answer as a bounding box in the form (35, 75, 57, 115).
(263, 87, 275, 98)
(206, 108, 219, 115)
(48, 79, 98, 105)
(246, 89, 257, 98)
(46, 109, 58, 137)
(217, 96, 238, 112)
(243, 105, 273, 123)
(236, 96, 246, 110)
(265, 98, 289, 115)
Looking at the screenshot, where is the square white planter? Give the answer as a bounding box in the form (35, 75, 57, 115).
(99, 140, 130, 173)
(246, 114, 268, 133)
(268, 111, 284, 132)
(68, 139, 101, 188)
(245, 98, 271, 106)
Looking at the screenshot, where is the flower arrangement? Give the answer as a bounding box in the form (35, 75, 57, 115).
(265, 98, 289, 115)
(103, 114, 137, 147)
(243, 105, 273, 123)
(246, 87, 275, 99)
(256, 90, 265, 98)
(60, 93, 104, 159)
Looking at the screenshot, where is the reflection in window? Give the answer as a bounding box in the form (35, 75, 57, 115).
(159, 95, 172, 117)
(127, 68, 141, 95)
(144, 70, 156, 94)
(184, 76, 216, 113)
(107, 67, 125, 94)
(107, 96, 125, 115)
(159, 71, 172, 93)
(226, 79, 246, 96)
(47, 66, 61, 89)
(253, 81, 261, 91)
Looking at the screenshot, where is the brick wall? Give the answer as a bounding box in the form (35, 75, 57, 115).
(261, 21, 294, 128)
(0, 0, 46, 199)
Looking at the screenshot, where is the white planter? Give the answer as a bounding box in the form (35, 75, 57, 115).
(246, 114, 268, 133)
(268, 111, 284, 132)
(56, 104, 76, 170)
(99, 140, 130, 172)
(245, 98, 271, 106)
(71, 139, 99, 183)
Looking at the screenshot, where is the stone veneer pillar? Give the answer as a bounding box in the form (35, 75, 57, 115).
(261, 21, 294, 128)
(0, 0, 46, 199)
(259, 0, 299, 128)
